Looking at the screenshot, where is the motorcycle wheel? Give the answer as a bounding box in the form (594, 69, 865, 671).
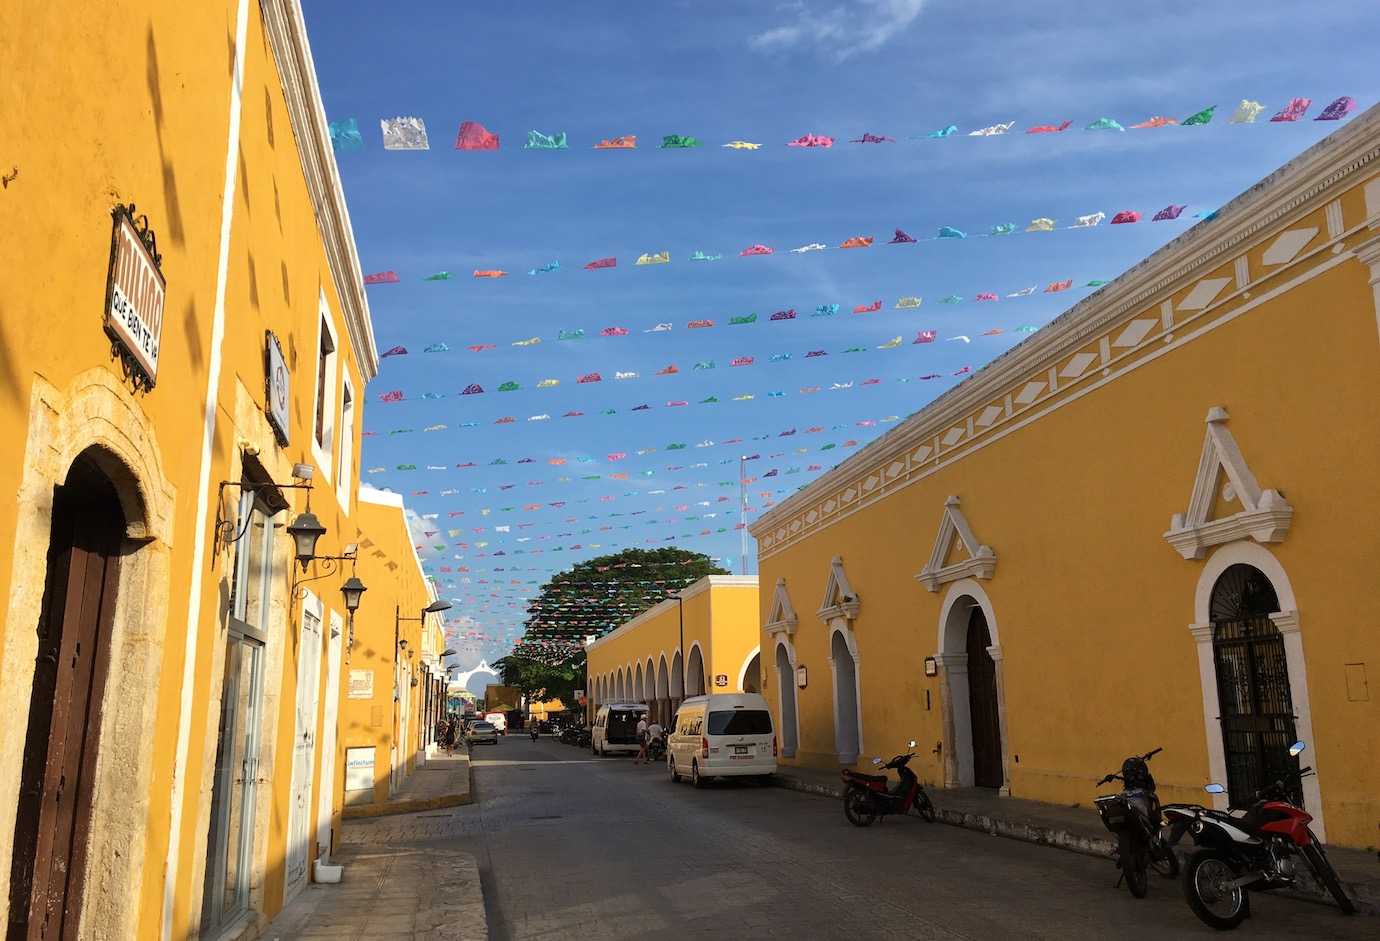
(1150, 843, 1180, 879)
(915, 792, 937, 823)
(843, 787, 877, 827)
(1183, 849, 1249, 930)
(1301, 843, 1356, 915)
(1119, 832, 1149, 898)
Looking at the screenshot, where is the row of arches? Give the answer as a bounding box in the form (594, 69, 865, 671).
(589, 645, 764, 726)
(766, 543, 1323, 835)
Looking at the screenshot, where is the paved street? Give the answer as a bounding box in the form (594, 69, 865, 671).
(342, 736, 1369, 939)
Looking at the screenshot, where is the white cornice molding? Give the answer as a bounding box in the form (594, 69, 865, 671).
(817, 556, 860, 622)
(1163, 406, 1293, 560)
(260, 0, 379, 380)
(764, 577, 799, 637)
(916, 496, 997, 592)
(752, 104, 1380, 541)
(677, 573, 758, 601)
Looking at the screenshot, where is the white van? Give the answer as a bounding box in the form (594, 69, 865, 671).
(668, 693, 776, 786)
(592, 702, 648, 756)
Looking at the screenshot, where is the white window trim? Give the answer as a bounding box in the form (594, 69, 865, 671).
(335, 375, 355, 510)
(311, 293, 340, 485)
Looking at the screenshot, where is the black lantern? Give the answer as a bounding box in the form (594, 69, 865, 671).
(285, 510, 326, 570)
(423, 599, 452, 615)
(340, 576, 367, 613)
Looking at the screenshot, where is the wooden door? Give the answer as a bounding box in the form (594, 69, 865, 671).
(965, 607, 1004, 789)
(9, 458, 124, 941)
(285, 605, 322, 897)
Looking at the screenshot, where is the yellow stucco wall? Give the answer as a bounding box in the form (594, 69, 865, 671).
(586, 577, 761, 714)
(0, 0, 392, 936)
(752, 121, 1380, 848)
(342, 493, 439, 806)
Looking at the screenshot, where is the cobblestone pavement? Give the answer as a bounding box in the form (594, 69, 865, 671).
(342, 735, 1372, 940)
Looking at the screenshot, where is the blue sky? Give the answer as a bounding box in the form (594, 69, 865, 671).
(304, 0, 1377, 668)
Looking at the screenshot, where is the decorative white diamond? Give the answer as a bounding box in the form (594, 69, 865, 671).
(761, 534, 773, 547)
(1060, 351, 1098, 378)
(887, 461, 904, 479)
(911, 446, 932, 464)
(775, 528, 787, 541)
(789, 519, 802, 533)
(1178, 277, 1231, 311)
(976, 405, 1002, 427)
(824, 499, 837, 513)
(843, 487, 858, 503)
(805, 510, 819, 524)
(1014, 381, 1045, 405)
(1112, 318, 1157, 348)
(863, 475, 879, 492)
(1260, 227, 1318, 266)
(942, 426, 965, 446)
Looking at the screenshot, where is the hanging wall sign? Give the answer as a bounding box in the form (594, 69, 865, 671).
(104, 204, 166, 390)
(348, 669, 375, 699)
(265, 331, 291, 446)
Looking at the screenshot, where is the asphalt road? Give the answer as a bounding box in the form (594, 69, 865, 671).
(352, 735, 1369, 940)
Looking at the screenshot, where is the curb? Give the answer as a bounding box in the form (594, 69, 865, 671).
(424, 851, 488, 941)
(770, 773, 1377, 915)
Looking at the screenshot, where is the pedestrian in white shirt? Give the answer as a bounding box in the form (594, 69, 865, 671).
(645, 720, 664, 765)
(633, 714, 650, 764)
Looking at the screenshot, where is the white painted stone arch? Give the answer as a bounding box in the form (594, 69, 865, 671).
(633, 662, 644, 703)
(644, 657, 656, 701)
(656, 654, 670, 699)
(773, 635, 800, 758)
(934, 578, 1011, 792)
(615, 669, 625, 701)
(737, 646, 761, 693)
(670, 649, 684, 700)
(1190, 541, 1324, 837)
(686, 642, 706, 697)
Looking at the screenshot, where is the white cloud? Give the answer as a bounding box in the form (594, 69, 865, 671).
(751, 0, 927, 60)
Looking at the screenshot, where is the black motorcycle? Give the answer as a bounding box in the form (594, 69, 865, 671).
(646, 732, 667, 763)
(1094, 747, 1179, 897)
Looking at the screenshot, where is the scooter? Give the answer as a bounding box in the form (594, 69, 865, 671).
(646, 732, 666, 763)
(1093, 746, 1179, 898)
(1163, 741, 1355, 929)
(530, 727, 539, 742)
(841, 741, 937, 827)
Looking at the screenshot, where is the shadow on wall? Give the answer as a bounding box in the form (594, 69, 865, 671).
(0, 302, 22, 407)
(144, 26, 185, 248)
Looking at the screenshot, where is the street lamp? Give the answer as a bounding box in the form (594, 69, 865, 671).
(285, 510, 326, 570)
(340, 576, 368, 613)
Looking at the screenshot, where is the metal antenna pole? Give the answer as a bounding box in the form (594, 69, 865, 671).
(739, 455, 748, 575)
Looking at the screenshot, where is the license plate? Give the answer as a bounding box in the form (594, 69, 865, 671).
(734, 746, 749, 755)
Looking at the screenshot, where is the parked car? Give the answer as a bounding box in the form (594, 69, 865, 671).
(668, 693, 776, 787)
(466, 721, 499, 746)
(483, 711, 508, 734)
(591, 702, 648, 756)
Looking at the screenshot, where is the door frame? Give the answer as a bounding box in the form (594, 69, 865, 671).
(1189, 542, 1324, 838)
(284, 591, 324, 899)
(826, 620, 864, 765)
(934, 579, 1011, 794)
(314, 612, 344, 866)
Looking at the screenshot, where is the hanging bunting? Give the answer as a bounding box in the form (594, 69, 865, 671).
(474, 269, 507, 278)
(788, 133, 834, 147)
(938, 226, 966, 239)
(525, 130, 568, 149)
(585, 257, 616, 270)
(926, 125, 959, 138)
(595, 135, 637, 150)
(456, 121, 500, 150)
(723, 140, 761, 150)
(660, 134, 700, 149)
(840, 236, 874, 248)
(364, 270, 400, 285)
(529, 261, 560, 275)
(1026, 218, 1055, 232)
(690, 251, 721, 261)
(895, 297, 922, 308)
(968, 121, 1014, 136)
(1229, 100, 1265, 124)
(850, 133, 895, 144)
(1317, 96, 1356, 121)
(1182, 105, 1216, 125)
(791, 243, 827, 254)
(635, 251, 670, 265)
(381, 116, 429, 150)
(1270, 98, 1312, 122)
(329, 117, 363, 152)
(424, 271, 452, 281)
(381, 345, 408, 358)
(1027, 120, 1071, 134)
(740, 244, 774, 256)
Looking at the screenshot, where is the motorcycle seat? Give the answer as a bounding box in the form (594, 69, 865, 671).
(845, 771, 888, 783)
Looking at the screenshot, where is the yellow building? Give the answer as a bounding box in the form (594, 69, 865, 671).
(586, 576, 761, 725)
(0, 1, 443, 936)
(750, 106, 1380, 849)
(340, 489, 449, 808)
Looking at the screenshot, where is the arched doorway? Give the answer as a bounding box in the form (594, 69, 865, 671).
(634, 663, 645, 705)
(669, 650, 684, 715)
(775, 643, 798, 757)
(965, 607, 1003, 789)
(655, 657, 670, 726)
(740, 649, 761, 693)
(830, 629, 861, 764)
(615, 670, 625, 701)
(686, 645, 705, 696)
(10, 452, 126, 938)
(1209, 563, 1300, 807)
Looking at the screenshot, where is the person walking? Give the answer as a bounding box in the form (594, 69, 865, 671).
(645, 717, 664, 765)
(633, 712, 650, 764)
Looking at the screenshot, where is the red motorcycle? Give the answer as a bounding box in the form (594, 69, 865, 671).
(1163, 742, 1355, 929)
(841, 741, 937, 827)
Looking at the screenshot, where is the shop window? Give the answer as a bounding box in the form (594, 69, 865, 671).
(312, 302, 338, 482)
(336, 379, 354, 508)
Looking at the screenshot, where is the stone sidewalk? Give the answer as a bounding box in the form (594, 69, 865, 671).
(262, 842, 485, 941)
(772, 763, 1380, 914)
(344, 750, 472, 819)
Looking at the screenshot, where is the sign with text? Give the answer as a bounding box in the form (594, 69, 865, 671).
(265, 331, 290, 446)
(104, 206, 166, 388)
(344, 747, 375, 791)
(347, 669, 375, 699)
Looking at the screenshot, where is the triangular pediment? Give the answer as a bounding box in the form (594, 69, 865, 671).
(764, 578, 799, 636)
(915, 496, 996, 592)
(817, 556, 861, 622)
(1164, 407, 1293, 559)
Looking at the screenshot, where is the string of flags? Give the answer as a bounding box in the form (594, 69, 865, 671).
(327, 96, 1358, 153)
(360, 207, 1196, 284)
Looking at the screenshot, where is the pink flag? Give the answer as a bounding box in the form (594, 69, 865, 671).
(578, 372, 602, 383)
(364, 270, 400, 285)
(455, 121, 500, 150)
(1269, 98, 1312, 122)
(730, 356, 754, 367)
(1045, 280, 1072, 293)
(378, 390, 404, 402)
(1110, 210, 1141, 224)
(380, 345, 408, 358)
(913, 330, 937, 344)
(584, 257, 617, 270)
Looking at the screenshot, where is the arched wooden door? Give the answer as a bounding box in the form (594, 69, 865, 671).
(1210, 564, 1300, 807)
(965, 607, 1003, 789)
(10, 455, 125, 940)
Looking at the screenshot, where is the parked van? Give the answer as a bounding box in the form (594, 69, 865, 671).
(483, 711, 507, 734)
(668, 693, 776, 786)
(592, 702, 648, 756)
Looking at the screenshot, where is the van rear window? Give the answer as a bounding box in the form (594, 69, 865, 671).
(707, 710, 772, 736)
